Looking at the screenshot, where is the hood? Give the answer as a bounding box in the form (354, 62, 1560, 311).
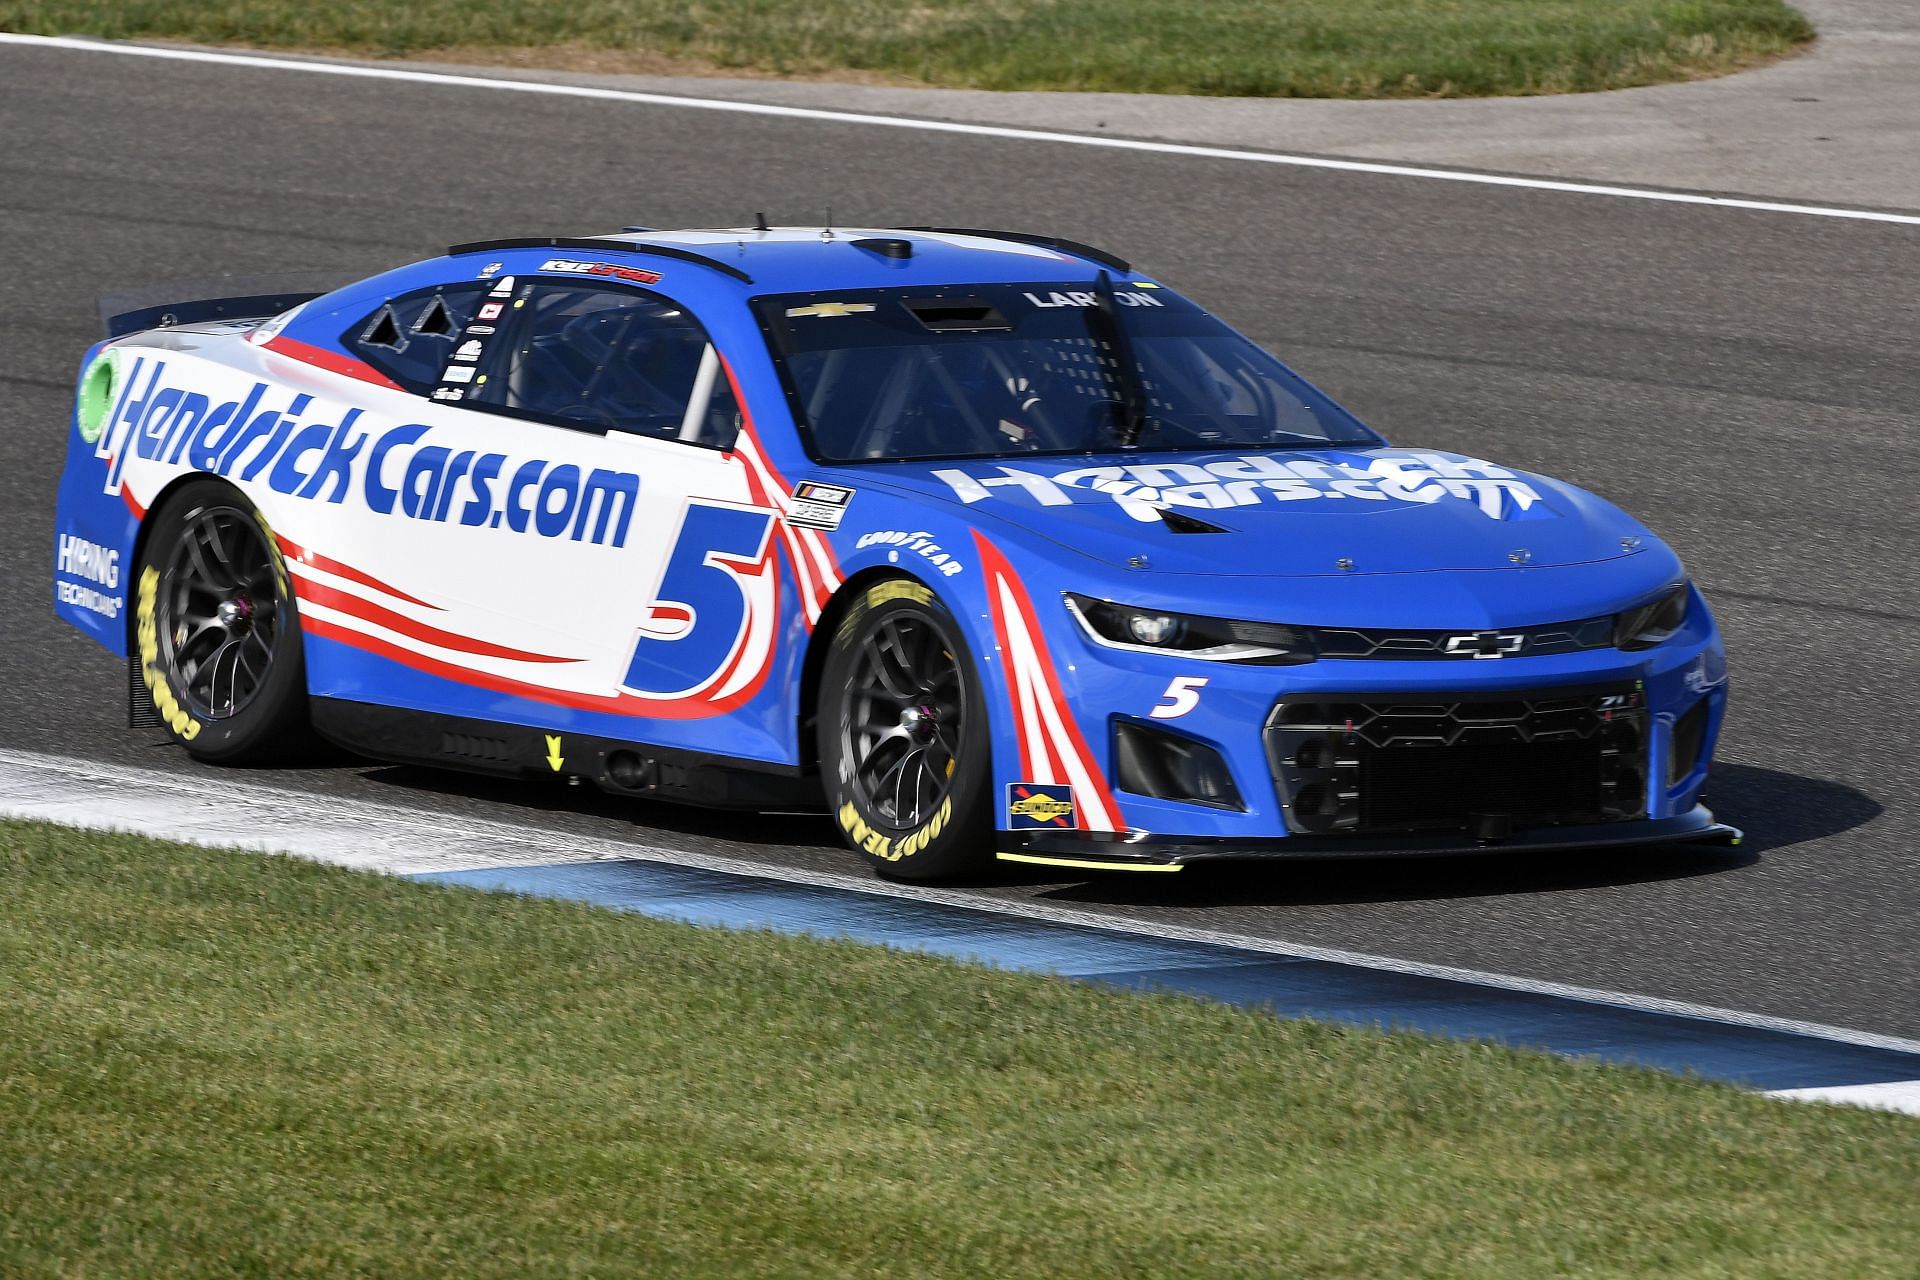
(847, 448, 1648, 577)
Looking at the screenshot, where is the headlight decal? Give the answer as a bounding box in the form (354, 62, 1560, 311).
(1064, 593, 1316, 664)
(1614, 583, 1690, 651)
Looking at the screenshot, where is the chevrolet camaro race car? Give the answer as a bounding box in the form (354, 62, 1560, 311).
(52, 225, 1739, 879)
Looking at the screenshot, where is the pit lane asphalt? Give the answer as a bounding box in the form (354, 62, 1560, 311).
(2, 43, 1914, 1037)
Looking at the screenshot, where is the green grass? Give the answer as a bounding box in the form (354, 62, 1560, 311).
(2, 0, 1815, 97)
(2, 819, 1915, 1278)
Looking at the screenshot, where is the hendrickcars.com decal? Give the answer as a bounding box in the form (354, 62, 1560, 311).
(98, 358, 639, 547)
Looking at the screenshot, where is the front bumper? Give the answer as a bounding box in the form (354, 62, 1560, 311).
(999, 805, 1743, 872)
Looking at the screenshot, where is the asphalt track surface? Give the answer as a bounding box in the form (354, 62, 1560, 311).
(2, 43, 1915, 1038)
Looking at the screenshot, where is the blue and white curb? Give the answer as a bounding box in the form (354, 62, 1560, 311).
(4, 748, 1917, 1113)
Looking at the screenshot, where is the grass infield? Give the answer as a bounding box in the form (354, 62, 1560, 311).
(3, 1, 1815, 98)
(2, 818, 1916, 1277)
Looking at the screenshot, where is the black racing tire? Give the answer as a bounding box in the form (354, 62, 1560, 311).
(818, 578, 994, 881)
(132, 479, 310, 763)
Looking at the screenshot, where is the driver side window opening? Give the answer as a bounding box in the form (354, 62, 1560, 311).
(480, 282, 740, 450)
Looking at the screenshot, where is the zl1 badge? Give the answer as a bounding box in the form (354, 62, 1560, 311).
(1007, 783, 1075, 829)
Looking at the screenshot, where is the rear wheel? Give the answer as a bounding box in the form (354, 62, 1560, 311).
(133, 480, 309, 762)
(818, 579, 993, 880)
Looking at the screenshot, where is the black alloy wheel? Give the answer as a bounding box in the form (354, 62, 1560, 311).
(158, 505, 282, 720)
(842, 610, 964, 828)
(819, 580, 992, 880)
(135, 480, 310, 762)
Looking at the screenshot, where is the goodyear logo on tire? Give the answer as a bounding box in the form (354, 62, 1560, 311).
(1007, 783, 1074, 829)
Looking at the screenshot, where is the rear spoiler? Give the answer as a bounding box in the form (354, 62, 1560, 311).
(98, 272, 357, 339)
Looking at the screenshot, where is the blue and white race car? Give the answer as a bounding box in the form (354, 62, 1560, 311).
(52, 226, 1737, 878)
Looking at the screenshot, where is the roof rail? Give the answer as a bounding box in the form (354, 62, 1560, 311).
(444, 236, 754, 284)
(898, 226, 1131, 272)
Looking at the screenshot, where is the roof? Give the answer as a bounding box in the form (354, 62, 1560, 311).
(442, 227, 1139, 294)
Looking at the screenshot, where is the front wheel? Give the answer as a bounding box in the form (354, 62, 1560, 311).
(818, 579, 993, 881)
(133, 480, 310, 762)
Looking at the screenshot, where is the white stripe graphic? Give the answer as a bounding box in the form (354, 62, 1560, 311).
(995, 577, 1054, 783)
(3, 34, 1918, 228)
(732, 430, 840, 626)
(991, 568, 1121, 832)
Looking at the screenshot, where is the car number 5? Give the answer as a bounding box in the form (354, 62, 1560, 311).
(1150, 675, 1209, 719)
(623, 500, 776, 699)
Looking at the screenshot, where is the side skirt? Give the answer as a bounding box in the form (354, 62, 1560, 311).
(309, 697, 819, 812)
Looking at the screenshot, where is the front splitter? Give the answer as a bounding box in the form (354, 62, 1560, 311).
(999, 806, 1742, 873)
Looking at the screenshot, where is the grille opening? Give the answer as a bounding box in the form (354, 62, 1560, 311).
(1115, 721, 1245, 811)
(1267, 688, 1649, 838)
(1668, 699, 1710, 786)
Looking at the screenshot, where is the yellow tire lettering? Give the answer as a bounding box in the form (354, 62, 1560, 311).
(136, 563, 201, 742)
(841, 774, 955, 862)
(869, 580, 932, 607)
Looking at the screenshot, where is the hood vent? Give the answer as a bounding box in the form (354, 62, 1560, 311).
(1154, 506, 1230, 534)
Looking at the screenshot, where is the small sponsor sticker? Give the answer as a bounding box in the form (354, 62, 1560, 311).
(440, 365, 477, 384)
(1007, 783, 1075, 829)
(478, 261, 505, 279)
(540, 258, 663, 286)
(477, 302, 503, 320)
(430, 386, 465, 402)
(488, 276, 516, 297)
(787, 480, 854, 530)
(452, 339, 484, 362)
(466, 324, 497, 336)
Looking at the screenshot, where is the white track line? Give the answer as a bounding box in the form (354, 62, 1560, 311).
(1766, 1081, 1920, 1117)
(6, 746, 1920, 1080)
(4, 32, 1920, 229)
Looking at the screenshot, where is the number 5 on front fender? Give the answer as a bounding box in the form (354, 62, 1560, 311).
(623, 500, 777, 700)
(1151, 675, 1209, 719)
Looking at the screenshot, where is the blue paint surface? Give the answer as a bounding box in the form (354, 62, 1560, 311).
(418, 858, 1920, 1092)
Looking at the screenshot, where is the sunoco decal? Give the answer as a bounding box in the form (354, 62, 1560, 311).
(1007, 783, 1075, 829)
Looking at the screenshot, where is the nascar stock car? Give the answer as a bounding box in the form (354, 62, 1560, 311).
(52, 225, 1738, 879)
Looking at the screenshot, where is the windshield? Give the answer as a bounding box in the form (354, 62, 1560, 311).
(756, 282, 1383, 463)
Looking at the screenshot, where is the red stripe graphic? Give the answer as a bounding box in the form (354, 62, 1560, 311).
(722, 353, 842, 627)
(261, 336, 405, 391)
(973, 530, 1124, 833)
(293, 573, 581, 665)
(120, 482, 147, 520)
(303, 615, 766, 720)
(276, 535, 441, 610)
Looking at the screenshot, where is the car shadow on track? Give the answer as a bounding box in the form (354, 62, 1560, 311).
(1018, 763, 1880, 909)
(349, 763, 848, 851)
(324, 759, 1876, 907)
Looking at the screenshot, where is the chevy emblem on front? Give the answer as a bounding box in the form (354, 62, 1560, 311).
(1443, 631, 1527, 658)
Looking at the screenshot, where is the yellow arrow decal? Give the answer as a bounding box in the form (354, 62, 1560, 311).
(545, 734, 564, 772)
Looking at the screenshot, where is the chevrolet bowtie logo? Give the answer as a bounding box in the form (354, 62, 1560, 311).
(1443, 631, 1525, 659)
